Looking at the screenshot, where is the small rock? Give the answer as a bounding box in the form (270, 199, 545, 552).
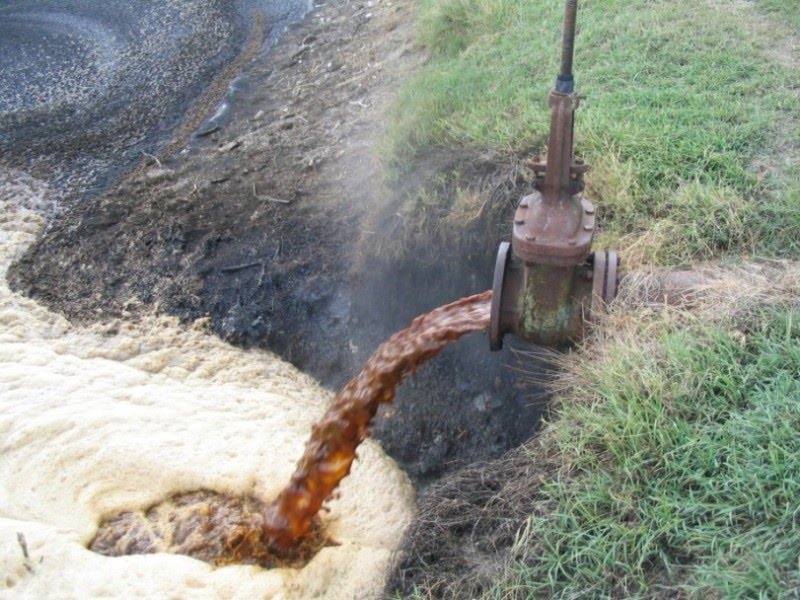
(145, 168, 174, 182)
(218, 140, 241, 153)
(304, 156, 323, 170)
(473, 393, 489, 412)
(195, 124, 220, 137)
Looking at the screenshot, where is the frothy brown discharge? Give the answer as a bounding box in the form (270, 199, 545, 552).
(90, 491, 328, 567)
(89, 291, 491, 564)
(263, 291, 492, 552)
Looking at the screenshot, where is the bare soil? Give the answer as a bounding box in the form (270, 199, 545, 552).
(9, 0, 547, 594)
(388, 440, 562, 598)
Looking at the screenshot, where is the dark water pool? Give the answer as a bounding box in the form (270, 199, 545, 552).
(0, 0, 309, 202)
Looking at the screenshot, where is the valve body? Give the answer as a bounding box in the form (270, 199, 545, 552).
(489, 0, 620, 350)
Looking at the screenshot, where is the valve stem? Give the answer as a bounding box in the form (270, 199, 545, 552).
(557, 0, 578, 93)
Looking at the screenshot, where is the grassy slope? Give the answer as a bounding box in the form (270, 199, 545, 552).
(499, 307, 800, 597)
(392, 0, 800, 597)
(390, 0, 799, 265)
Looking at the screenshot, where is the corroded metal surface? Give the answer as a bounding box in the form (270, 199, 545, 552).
(592, 250, 620, 306)
(511, 187, 595, 267)
(491, 0, 620, 349)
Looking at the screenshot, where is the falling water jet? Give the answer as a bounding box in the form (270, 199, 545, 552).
(91, 291, 491, 564)
(262, 290, 492, 553)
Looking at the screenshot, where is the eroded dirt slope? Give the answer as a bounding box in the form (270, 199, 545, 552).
(10, 0, 542, 483)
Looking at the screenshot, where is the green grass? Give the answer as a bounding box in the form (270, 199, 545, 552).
(389, 0, 800, 264)
(388, 2, 800, 597)
(491, 309, 800, 598)
(751, 0, 800, 30)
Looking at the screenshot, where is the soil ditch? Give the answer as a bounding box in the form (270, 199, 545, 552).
(8, 2, 551, 594)
(11, 0, 547, 487)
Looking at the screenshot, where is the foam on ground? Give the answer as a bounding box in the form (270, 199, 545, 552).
(0, 167, 414, 599)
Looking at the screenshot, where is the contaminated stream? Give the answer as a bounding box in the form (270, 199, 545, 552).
(91, 291, 492, 565)
(2, 171, 416, 598)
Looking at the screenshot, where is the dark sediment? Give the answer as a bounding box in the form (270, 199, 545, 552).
(0, 0, 307, 204)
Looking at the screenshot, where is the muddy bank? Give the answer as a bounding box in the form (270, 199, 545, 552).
(9, 0, 545, 485)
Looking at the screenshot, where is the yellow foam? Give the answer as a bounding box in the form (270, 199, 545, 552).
(0, 168, 414, 599)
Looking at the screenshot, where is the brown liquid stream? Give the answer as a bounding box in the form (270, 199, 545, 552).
(262, 290, 492, 552)
(91, 291, 491, 564)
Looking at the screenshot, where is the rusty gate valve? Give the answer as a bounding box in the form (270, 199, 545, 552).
(489, 0, 620, 351)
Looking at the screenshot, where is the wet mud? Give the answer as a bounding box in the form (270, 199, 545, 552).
(91, 491, 328, 568)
